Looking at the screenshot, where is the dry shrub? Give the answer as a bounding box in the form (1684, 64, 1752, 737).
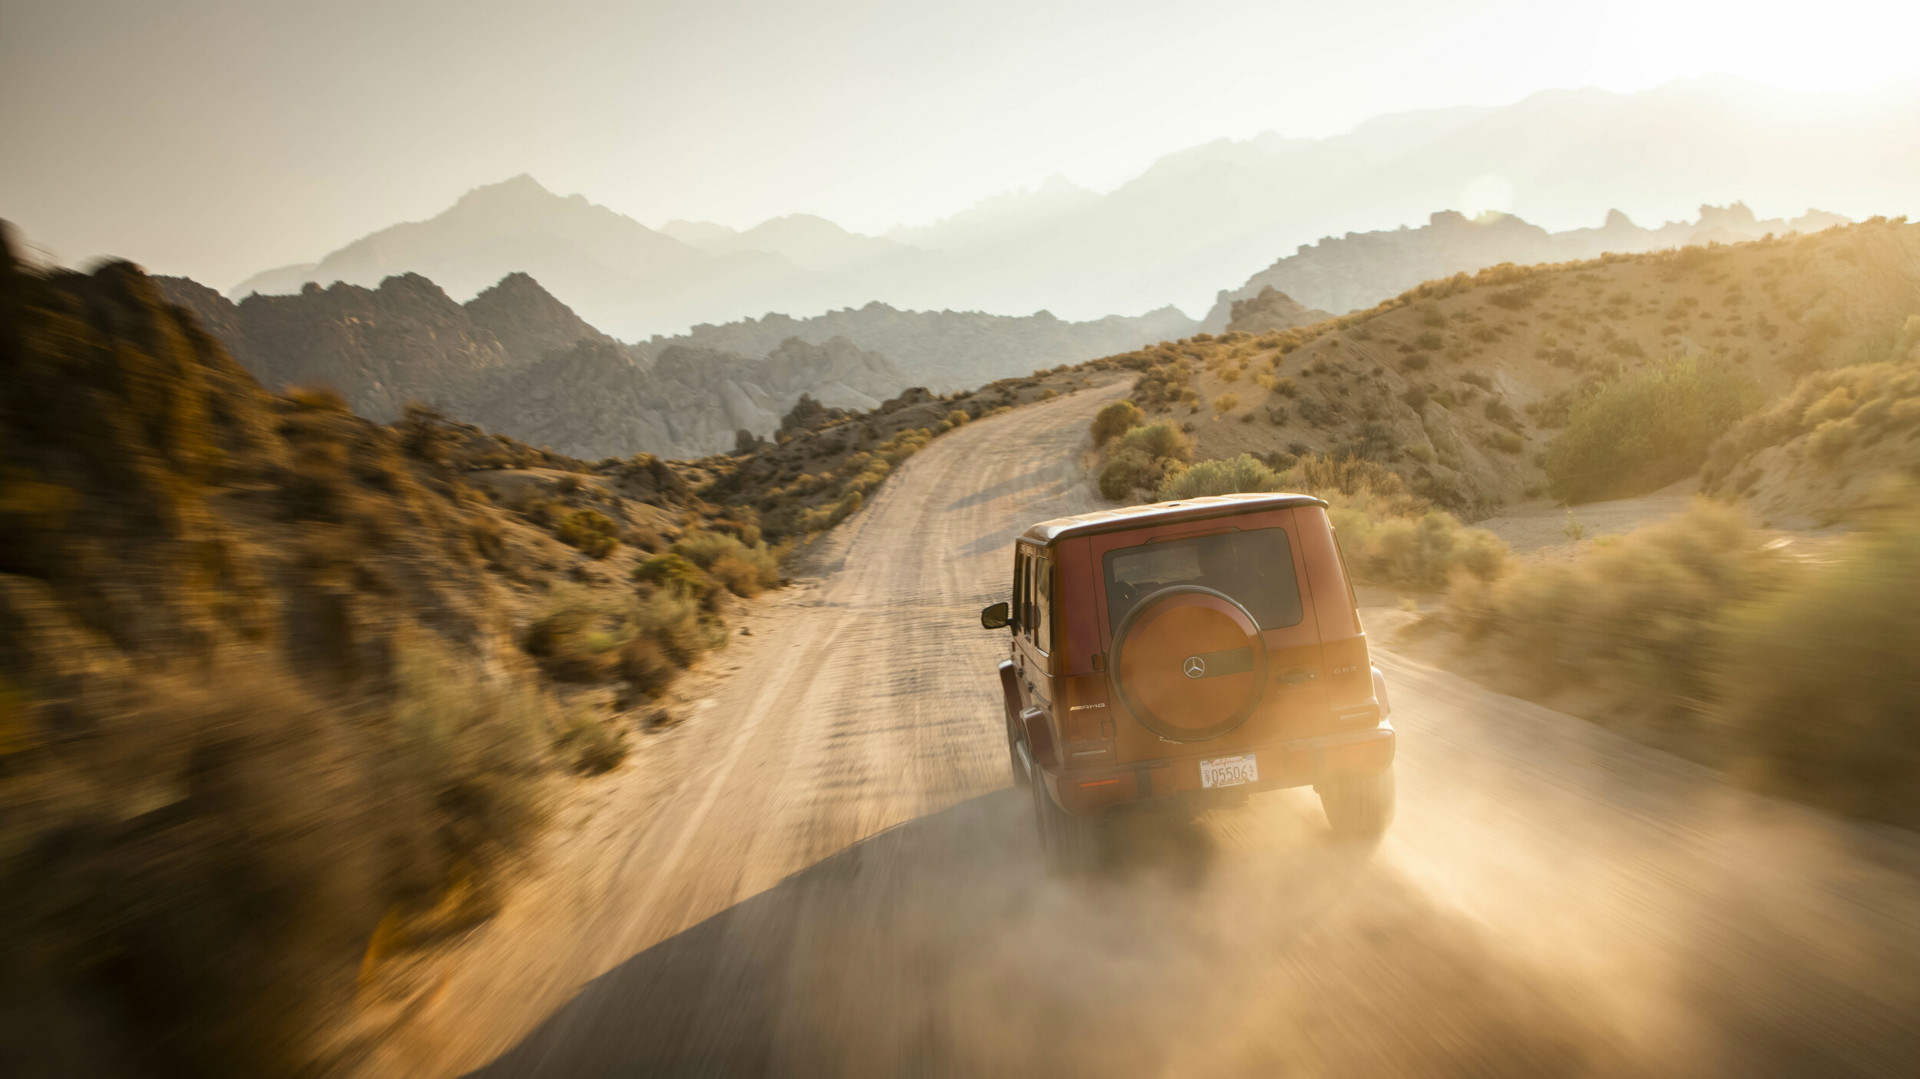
(1098, 449, 1163, 500)
(1090, 400, 1144, 445)
(1096, 422, 1196, 501)
(670, 531, 781, 596)
(523, 589, 631, 682)
(1330, 507, 1508, 590)
(1716, 500, 1920, 825)
(1275, 455, 1506, 589)
(617, 636, 675, 698)
(633, 552, 711, 597)
(1701, 337, 1920, 492)
(1435, 498, 1920, 827)
(1544, 356, 1760, 503)
(1115, 422, 1194, 463)
(1436, 501, 1780, 740)
(554, 508, 619, 558)
(551, 706, 626, 775)
(1157, 454, 1282, 500)
(2, 649, 552, 1077)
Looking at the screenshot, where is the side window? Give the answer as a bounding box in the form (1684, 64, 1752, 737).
(1011, 549, 1027, 630)
(1033, 553, 1052, 653)
(1022, 549, 1037, 640)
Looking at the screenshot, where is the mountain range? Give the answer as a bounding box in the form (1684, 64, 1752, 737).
(1200, 202, 1850, 332)
(157, 272, 901, 460)
(225, 78, 1917, 337)
(158, 269, 1193, 459)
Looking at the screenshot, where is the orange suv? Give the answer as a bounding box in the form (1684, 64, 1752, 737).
(981, 492, 1395, 868)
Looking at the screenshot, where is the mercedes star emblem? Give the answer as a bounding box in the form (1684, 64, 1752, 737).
(1183, 655, 1207, 679)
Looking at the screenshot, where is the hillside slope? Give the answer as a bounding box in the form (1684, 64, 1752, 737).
(0, 231, 765, 1074)
(1092, 218, 1920, 514)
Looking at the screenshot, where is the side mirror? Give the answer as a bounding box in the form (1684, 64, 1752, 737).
(980, 602, 1011, 630)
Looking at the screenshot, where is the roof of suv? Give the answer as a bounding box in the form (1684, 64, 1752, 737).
(1020, 492, 1330, 545)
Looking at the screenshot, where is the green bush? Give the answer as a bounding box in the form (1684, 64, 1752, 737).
(1090, 400, 1144, 445)
(1156, 454, 1283, 500)
(1545, 356, 1760, 503)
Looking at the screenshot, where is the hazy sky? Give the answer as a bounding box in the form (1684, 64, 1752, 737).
(4, 0, 1918, 287)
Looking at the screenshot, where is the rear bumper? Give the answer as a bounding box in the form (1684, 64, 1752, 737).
(1044, 722, 1396, 817)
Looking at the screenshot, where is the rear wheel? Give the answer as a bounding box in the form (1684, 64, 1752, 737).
(1031, 773, 1101, 872)
(1319, 768, 1395, 839)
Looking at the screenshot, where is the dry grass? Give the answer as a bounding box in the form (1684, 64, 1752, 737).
(1427, 497, 1920, 827)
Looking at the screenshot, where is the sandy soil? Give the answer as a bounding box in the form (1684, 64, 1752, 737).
(353, 381, 1920, 1078)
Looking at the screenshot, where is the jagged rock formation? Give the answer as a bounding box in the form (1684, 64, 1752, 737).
(470, 334, 902, 461)
(464, 271, 615, 361)
(1224, 287, 1333, 335)
(154, 271, 907, 459)
(1201, 204, 1849, 331)
(644, 301, 1198, 391)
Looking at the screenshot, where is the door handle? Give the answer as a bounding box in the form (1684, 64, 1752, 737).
(1277, 668, 1318, 685)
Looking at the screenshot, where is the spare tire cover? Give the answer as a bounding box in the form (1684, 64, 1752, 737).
(1109, 585, 1269, 742)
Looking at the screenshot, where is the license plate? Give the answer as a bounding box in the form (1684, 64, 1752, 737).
(1199, 753, 1258, 789)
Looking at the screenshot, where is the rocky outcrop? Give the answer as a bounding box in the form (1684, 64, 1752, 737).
(1201, 204, 1850, 331)
(1224, 287, 1332, 335)
(469, 335, 903, 461)
(465, 271, 614, 362)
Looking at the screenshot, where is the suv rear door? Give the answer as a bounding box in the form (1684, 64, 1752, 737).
(1087, 509, 1336, 762)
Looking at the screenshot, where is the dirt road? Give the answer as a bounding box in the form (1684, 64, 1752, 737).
(365, 381, 1920, 1077)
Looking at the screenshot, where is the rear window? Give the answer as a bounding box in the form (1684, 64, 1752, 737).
(1103, 528, 1303, 631)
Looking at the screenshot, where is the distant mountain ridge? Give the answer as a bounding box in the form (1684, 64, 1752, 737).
(642, 302, 1198, 391)
(159, 267, 1191, 458)
(226, 78, 1915, 333)
(156, 271, 904, 460)
(1200, 202, 1850, 331)
(229, 175, 824, 339)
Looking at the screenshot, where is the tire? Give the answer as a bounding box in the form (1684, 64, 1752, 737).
(1031, 772, 1102, 872)
(1319, 768, 1396, 839)
(1007, 724, 1027, 788)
